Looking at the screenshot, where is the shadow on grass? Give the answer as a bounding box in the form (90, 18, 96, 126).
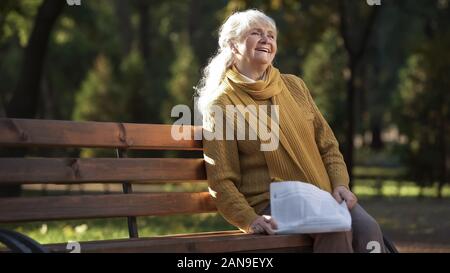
(358, 195, 450, 249)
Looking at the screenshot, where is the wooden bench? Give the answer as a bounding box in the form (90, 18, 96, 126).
(0, 118, 312, 253)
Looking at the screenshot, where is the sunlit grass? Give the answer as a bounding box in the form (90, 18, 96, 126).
(353, 180, 450, 198)
(353, 166, 407, 177)
(0, 213, 235, 245)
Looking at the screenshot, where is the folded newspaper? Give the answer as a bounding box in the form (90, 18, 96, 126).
(270, 181, 352, 234)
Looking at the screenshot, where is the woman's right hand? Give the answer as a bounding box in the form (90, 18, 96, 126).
(249, 215, 278, 235)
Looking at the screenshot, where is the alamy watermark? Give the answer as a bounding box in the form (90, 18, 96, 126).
(66, 0, 81, 6)
(366, 241, 381, 253)
(66, 241, 81, 253)
(171, 98, 280, 151)
(366, 0, 381, 6)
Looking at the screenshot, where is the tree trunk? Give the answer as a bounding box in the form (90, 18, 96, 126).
(0, 91, 6, 117)
(338, 0, 380, 189)
(437, 105, 447, 199)
(138, 0, 150, 67)
(5, 0, 64, 118)
(115, 0, 132, 56)
(188, 0, 198, 45)
(344, 61, 356, 189)
(370, 120, 384, 150)
(1, 0, 64, 197)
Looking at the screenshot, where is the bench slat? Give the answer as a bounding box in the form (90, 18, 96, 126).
(0, 158, 205, 184)
(0, 118, 202, 150)
(0, 192, 216, 223)
(42, 231, 312, 253)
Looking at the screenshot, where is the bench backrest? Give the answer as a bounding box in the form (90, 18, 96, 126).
(0, 118, 216, 237)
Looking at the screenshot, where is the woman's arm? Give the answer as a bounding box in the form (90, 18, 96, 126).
(202, 101, 259, 233)
(297, 78, 350, 190)
(297, 78, 358, 208)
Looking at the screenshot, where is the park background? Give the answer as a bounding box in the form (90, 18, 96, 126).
(0, 0, 449, 252)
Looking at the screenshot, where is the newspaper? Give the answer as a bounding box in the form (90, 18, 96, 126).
(270, 181, 352, 234)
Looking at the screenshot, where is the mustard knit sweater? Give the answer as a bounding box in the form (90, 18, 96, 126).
(202, 74, 349, 233)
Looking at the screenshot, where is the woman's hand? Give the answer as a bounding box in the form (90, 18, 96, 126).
(249, 215, 278, 235)
(332, 185, 358, 210)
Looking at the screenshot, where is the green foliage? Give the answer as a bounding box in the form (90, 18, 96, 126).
(393, 35, 450, 186)
(118, 50, 155, 123)
(73, 54, 128, 122)
(355, 144, 404, 168)
(0, 0, 43, 46)
(303, 29, 347, 141)
(162, 33, 199, 124)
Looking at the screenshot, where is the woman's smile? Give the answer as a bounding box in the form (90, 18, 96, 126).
(233, 25, 277, 79)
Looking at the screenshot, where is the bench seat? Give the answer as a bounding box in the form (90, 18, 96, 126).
(43, 230, 312, 253)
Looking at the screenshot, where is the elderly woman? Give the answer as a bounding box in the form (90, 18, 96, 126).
(196, 9, 386, 253)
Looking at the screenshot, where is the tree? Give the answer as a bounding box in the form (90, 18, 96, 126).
(337, 0, 381, 186)
(6, 0, 64, 118)
(0, 0, 64, 197)
(394, 36, 450, 198)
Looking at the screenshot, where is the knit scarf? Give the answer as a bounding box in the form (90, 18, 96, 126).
(224, 65, 332, 192)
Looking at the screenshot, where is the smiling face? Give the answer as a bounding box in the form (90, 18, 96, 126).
(233, 23, 277, 77)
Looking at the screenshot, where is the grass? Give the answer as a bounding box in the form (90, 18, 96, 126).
(353, 180, 450, 197)
(359, 196, 450, 252)
(0, 213, 235, 245)
(353, 166, 407, 177)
